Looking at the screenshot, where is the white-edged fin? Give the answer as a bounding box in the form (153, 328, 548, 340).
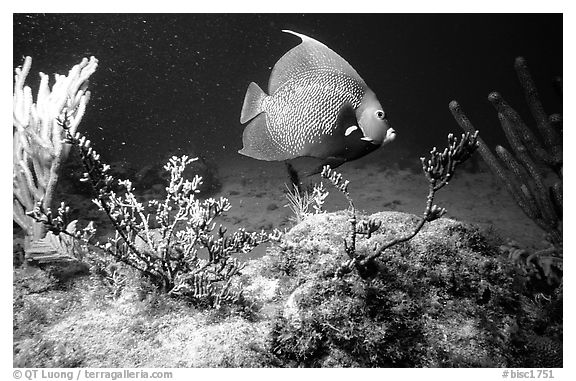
(240, 82, 267, 124)
(361, 137, 374, 142)
(281, 30, 313, 43)
(268, 30, 367, 94)
(345, 126, 358, 136)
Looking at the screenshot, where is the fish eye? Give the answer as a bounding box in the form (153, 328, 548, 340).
(375, 110, 386, 120)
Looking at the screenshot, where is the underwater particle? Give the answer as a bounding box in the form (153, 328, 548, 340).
(239, 30, 396, 169)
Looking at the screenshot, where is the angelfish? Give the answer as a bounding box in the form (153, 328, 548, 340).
(239, 30, 396, 170)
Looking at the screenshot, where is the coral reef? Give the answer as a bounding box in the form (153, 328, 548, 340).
(27, 121, 279, 307)
(13, 209, 562, 367)
(264, 211, 561, 367)
(266, 127, 561, 367)
(13, 56, 99, 260)
(449, 57, 562, 284)
(13, 54, 561, 369)
(14, 55, 279, 308)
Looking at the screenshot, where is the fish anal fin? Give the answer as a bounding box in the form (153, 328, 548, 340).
(305, 156, 347, 176)
(240, 82, 267, 124)
(239, 113, 291, 161)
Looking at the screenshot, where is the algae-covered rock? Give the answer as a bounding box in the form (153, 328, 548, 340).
(13, 210, 561, 367)
(13, 271, 276, 368)
(261, 211, 559, 367)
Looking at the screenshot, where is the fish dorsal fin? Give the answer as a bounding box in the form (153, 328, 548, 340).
(268, 30, 366, 94)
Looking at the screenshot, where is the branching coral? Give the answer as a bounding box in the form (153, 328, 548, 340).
(450, 57, 562, 281)
(27, 115, 280, 308)
(322, 132, 479, 277)
(13, 56, 99, 258)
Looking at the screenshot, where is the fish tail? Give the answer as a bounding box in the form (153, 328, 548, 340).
(239, 113, 282, 160)
(240, 82, 267, 124)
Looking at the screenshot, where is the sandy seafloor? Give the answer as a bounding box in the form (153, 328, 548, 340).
(13, 147, 551, 264)
(211, 150, 550, 261)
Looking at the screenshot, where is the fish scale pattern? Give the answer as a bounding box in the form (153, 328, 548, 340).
(262, 69, 365, 156)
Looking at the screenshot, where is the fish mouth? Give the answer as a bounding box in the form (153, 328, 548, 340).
(363, 127, 396, 146)
(361, 127, 396, 146)
(384, 128, 396, 144)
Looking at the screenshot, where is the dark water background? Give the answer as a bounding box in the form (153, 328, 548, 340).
(13, 13, 562, 167)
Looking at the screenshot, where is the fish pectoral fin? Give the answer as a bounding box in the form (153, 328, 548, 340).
(344, 125, 359, 136)
(360, 136, 374, 142)
(240, 82, 267, 124)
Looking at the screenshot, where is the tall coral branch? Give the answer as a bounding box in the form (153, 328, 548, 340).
(13, 56, 98, 257)
(450, 57, 562, 250)
(363, 132, 478, 264)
